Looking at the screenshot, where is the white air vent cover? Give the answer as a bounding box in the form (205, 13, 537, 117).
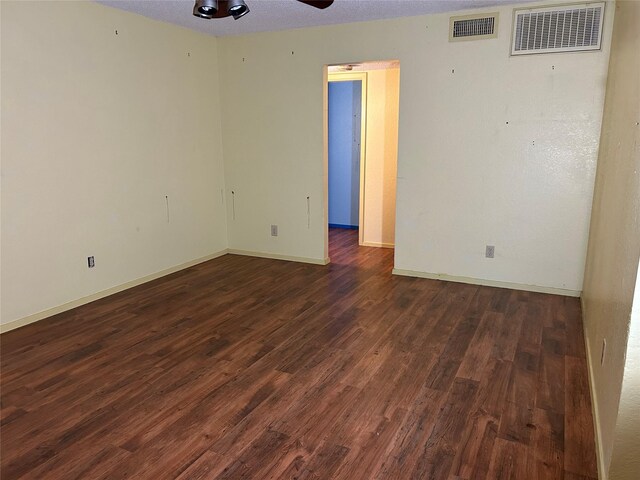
(511, 3, 604, 55)
(449, 13, 498, 42)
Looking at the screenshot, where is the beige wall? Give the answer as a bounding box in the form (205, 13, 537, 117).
(0, 1, 228, 328)
(0, 0, 621, 327)
(609, 269, 640, 480)
(218, 1, 613, 292)
(582, 2, 640, 479)
(361, 67, 399, 248)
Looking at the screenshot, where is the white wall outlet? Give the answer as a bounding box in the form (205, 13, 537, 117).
(485, 245, 495, 258)
(88, 256, 95, 268)
(271, 225, 278, 237)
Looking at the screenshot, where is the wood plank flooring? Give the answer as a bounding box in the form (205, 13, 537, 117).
(1, 228, 598, 479)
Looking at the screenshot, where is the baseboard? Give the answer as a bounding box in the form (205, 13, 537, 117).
(362, 241, 394, 249)
(0, 249, 229, 334)
(581, 297, 606, 480)
(227, 249, 329, 266)
(328, 224, 358, 230)
(391, 268, 581, 297)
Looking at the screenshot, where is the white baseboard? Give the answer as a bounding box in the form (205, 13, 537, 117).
(362, 241, 394, 249)
(0, 250, 229, 334)
(227, 249, 329, 265)
(581, 297, 606, 480)
(391, 268, 581, 297)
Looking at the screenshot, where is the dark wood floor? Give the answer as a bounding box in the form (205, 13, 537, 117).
(1, 228, 597, 479)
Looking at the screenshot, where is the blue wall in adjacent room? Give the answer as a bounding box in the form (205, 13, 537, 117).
(328, 80, 361, 228)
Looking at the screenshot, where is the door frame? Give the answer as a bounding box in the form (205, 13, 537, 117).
(327, 71, 368, 246)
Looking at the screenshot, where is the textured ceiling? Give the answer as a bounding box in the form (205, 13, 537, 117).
(96, 0, 529, 37)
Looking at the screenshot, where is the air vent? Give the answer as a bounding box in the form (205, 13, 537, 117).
(511, 2, 604, 55)
(449, 13, 499, 42)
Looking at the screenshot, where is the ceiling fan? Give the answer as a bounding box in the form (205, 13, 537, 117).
(193, 0, 334, 20)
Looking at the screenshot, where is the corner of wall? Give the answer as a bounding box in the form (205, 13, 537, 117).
(581, 296, 607, 480)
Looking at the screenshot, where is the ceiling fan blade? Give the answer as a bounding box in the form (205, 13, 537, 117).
(296, 0, 334, 9)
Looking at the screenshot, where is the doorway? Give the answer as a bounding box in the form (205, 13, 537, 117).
(325, 61, 400, 261)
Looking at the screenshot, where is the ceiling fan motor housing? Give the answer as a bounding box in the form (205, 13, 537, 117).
(192, 0, 334, 20)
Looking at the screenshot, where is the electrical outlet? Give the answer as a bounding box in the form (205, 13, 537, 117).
(601, 339, 606, 365)
(485, 245, 495, 258)
(271, 225, 278, 237)
(88, 256, 95, 268)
